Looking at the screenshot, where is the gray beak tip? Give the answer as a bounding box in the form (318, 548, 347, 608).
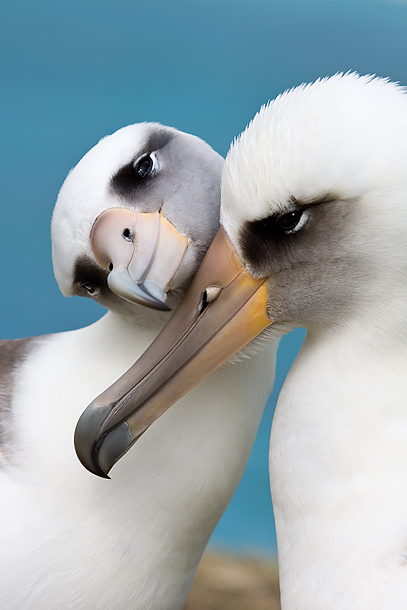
(95, 421, 134, 476)
(107, 269, 172, 311)
(149, 299, 172, 312)
(74, 402, 121, 479)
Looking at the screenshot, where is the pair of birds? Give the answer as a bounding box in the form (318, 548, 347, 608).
(2, 72, 407, 609)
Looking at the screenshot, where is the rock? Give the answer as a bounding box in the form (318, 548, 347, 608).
(184, 551, 280, 610)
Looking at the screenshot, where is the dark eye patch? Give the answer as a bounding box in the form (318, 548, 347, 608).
(239, 193, 340, 270)
(110, 129, 175, 199)
(73, 256, 108, 298)
(239, 214, 287, 269)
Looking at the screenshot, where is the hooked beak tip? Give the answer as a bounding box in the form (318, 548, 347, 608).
(74, 403, 113, 479)
(95, 421, 134, 477)
(107, 269, 172, 311)
(75, 407, 148, 478)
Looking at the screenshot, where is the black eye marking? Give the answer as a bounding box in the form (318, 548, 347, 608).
(239, 194, 338, 270)
(239, 212, 307, 270)
(134, 154, 153, 178)
(74, 256, 108, 298)
(109, 129, 175, 198)
(241, 209, 308, 245)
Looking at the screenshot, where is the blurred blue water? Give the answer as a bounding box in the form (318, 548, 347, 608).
(1, 0, 407, 556)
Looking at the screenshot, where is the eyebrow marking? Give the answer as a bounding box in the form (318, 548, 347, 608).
(143, 129, 175, 154)
(289, 192, 342, 208)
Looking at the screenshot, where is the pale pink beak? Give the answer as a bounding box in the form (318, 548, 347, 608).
(90, 208, 189, 310)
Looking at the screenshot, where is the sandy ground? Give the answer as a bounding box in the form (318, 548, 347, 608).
(184, 552, 281, 610)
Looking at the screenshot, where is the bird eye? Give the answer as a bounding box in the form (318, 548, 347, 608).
(278, 209, 309, 234)
(134, 154, 154, 178)
(81, 282, 96, 294)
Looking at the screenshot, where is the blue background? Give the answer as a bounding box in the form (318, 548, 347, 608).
(1, 0, 407, 556)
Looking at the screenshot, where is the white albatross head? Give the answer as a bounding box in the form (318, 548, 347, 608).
(220, 72, 407, 334)
(52, 122, 223, 313)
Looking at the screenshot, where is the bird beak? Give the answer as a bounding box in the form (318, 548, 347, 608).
(90, 209, 189, 311)
(74, 227, 271, 478)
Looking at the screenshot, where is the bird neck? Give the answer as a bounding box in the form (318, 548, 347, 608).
(12, 310, 276, 608)
(270, 329, 407, 610)
(101, 304, 172, 339)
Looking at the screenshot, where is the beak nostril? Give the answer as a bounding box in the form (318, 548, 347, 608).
(122, 228, 133, 242)
(199, 290, 209, 315)
(198, 285, 222, 315)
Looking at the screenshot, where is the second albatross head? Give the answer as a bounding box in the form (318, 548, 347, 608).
(75, 73, 407, 476)
(52, 122, 223, 313)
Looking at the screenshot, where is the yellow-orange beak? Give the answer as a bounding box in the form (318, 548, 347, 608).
(74, 227, 271, 477)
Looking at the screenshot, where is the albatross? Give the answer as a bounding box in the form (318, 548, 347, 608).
(77, 74, 407, 609)
(0, 123, 277, 609)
